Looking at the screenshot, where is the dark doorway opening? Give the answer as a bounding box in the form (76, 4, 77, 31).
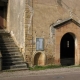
(0, 0, 8, 29)
(0, 7, 4, 29)
(60, 33, 75, 66)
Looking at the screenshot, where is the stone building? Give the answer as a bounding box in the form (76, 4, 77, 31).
(0, 0, 80, 70)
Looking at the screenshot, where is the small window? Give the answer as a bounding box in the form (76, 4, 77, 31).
(67, 41, 69, 48)
(36, 38, 44, 51)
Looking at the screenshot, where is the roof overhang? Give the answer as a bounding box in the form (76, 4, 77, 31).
(53, 18, 80, 28)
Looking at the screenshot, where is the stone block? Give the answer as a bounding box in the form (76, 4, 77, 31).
(26, 35, 32, 40)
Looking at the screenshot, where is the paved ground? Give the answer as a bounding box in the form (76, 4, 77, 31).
(0, 67, 80, 80)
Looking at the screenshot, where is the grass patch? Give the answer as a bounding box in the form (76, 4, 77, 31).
(29, 64, 80, 71)
(29, 65, 62, 71)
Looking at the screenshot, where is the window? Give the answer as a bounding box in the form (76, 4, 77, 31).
(36, 38, 44, 51)
(67, 41, 69, 48)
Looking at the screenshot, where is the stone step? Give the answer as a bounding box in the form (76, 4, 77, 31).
(0, 40, 14, 42)
(0, 44, 17, 47)
(2, 54, 21, 58)
(3, 60, 25, 64)
(0, 47, 19, 50)
(0, 33, 10, 36)
(0, 42, 16, 44)
(0, 30, 8, 33)
(3, 58, 23, 62)
(0, 45, 17, 47)
(0, 37, 13, 39)
(0, 44, 18, 48)
(2, 58, 24, 63)
(1, 42, 17, 45)
(2, 52, 21, 54)
(3, 67, 28, 71)
(0, 36, 12, 38)
(3, 64, 27, 70)
(2, 54, 22, 58)
(3, 61, 26, 66)
(0, 30, 28, 70)
(0, 37, 11, 39)
(2, 55, 23, 59)
(0, 36, 11, 38)
(1, 49, 19, 52)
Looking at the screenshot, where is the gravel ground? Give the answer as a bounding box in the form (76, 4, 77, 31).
(0, 67, 80, 78)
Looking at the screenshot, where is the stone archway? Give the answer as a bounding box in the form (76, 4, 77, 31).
(60, 33, 75, 66)
(54, 20, 80, 65)
(34, 52, 45, 66)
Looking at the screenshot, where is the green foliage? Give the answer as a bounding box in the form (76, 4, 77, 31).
(29, 65, 62, 71)
(29, 64, 80, 71)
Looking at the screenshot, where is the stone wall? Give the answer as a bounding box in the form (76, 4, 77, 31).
(24, 0, 72, 66)
(7, 0, 80, 66)
(7, 0, 26, 54)
(31, 0, 70, 66)
(24, 0, 33, 65)
(25, 0, 80, 66)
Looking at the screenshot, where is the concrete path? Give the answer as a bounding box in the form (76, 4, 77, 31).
(0, 67, 80, 80)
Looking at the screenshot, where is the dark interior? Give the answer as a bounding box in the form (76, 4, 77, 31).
(60, 33, 75, 66)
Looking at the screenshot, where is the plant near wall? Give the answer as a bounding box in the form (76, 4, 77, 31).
(29, 65, 62, 71)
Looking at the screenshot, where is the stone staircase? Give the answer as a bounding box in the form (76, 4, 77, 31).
(0, 30, 28, 70)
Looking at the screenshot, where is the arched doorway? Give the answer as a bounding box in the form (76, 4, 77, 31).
(34, 52, 45, 66)
(60, 33, 75, 66)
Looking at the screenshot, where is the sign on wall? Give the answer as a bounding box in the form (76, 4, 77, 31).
(36, 38, 44, 51)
